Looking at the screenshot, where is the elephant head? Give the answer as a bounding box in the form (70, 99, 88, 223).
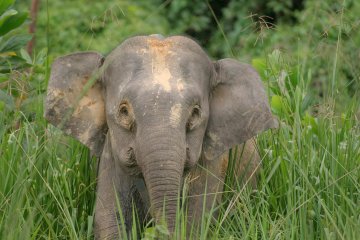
(45, 35, 277, 237)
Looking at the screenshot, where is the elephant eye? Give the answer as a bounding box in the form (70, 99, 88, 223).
(186, 105, 201, 132)
(116, 101, 135, 131)
(191, 106, 200, 118)
(119, 104, 129, 116)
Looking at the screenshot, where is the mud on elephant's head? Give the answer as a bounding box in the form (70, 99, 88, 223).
(45, 35, 277, 236)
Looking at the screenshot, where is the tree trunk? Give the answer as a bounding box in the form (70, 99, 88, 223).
(27, 0, 40, 56)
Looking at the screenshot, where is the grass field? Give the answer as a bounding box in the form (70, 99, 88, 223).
(1, 1, 359, 239)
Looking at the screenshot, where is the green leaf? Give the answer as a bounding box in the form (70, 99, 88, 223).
(0, 99, 5, 112)
(0, 34, 32, 53)
(302, 112, 318, 134)
(0, 55, 28, 73)
(155, 224, 170, 236)
(143, 227, 156, 239)
(0, 73, 8, 82)
(271, 95, 284, 115)
(0, 9, 17, 27)
(252, 58, 267, 79)
(0, 89, 15, 111)
(268, 49, 281, 63)
(20, 48, 32, 64)
(288, 66, 299, 88)
(0, 0, 15, 16)
(300, 93, 313, 114)
(0, 12, 28, 36)
(35, 48, 47, 65)
(268, 49, 282, 73)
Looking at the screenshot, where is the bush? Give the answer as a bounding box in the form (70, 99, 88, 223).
(0, 0, 31, 73)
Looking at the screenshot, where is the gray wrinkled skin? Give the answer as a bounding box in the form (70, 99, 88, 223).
(45, 35, 277, 239)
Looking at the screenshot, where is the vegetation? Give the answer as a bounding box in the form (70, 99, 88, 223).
(1, 0, 359, 239)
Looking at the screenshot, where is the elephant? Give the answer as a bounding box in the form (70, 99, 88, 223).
(44, 35, 277, 239)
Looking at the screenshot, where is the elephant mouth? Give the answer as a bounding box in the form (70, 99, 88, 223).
(184, 146, 198, 175)
(183, 147, 192, 174)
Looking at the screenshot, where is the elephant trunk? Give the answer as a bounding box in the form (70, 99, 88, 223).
(137, 128, 185, 231)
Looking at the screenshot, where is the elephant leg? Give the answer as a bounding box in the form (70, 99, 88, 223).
(94, 136, 148, 239)
(185, 139, 260, 234)
(184, 152, 226, 234)
(229, 139, 260, 189)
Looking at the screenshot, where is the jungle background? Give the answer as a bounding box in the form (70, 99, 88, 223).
(0, 0, 359, 239)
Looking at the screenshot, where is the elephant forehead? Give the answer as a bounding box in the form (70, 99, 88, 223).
(136, 38, 176, 93)
(106, 36, 210, 99)
(147, 37, 173, 56)
(128, 61, 191, 96)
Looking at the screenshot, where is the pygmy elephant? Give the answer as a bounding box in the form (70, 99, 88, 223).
(45, 35, 277, 239)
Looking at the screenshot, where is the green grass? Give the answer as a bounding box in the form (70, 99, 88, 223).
(1, 0, 360, 239)
(0, 84, 358, 239)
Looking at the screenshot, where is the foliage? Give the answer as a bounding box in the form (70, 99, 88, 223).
(30, 0, 169, 57)
(0, 0, 31, 73)
(18, 0, 358, 102)
(0, 0, 41, 130)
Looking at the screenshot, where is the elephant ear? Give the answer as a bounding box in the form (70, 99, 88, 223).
(203, 58, 278, 160)
(45, 52, 107, 157)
